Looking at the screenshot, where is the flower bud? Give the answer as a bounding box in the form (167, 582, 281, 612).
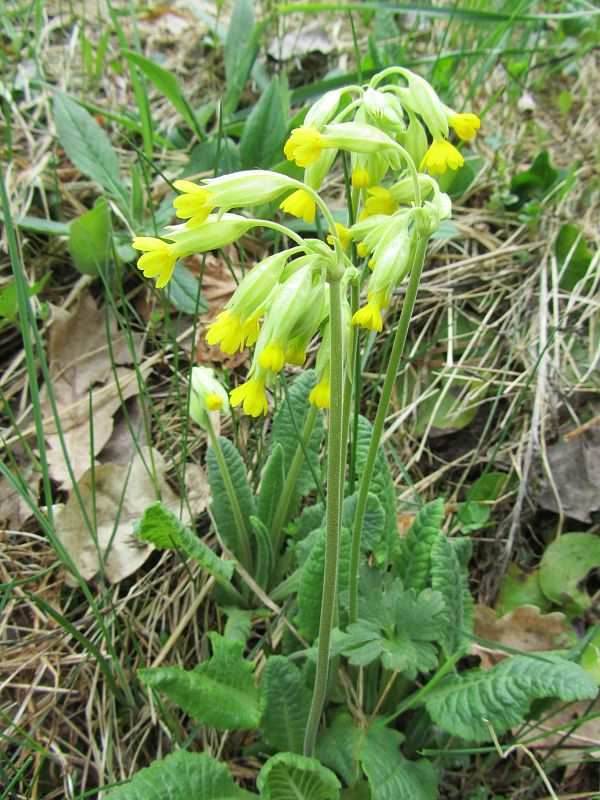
(189, 366, 230, 429)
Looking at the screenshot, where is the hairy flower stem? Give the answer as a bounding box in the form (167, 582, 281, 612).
(205, 416, 253, 573)
(304, 275, 345, 758)
(348, 234, 429, 624)
(270, 403, 319, 557)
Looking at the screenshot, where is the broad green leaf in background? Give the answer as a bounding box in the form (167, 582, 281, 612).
(555, 223, 595, 292)
(257, 443, 286, 530)
(298, 528, 350, 639)
(223, 0, 259, 118)
(539, 532, 600, 615)
(271, 371, 324, 507)
(495, 564, 552, 616)
(456, 472, 509, 534)
(186, 136, 242, 176)
(53, 92, 129, 211)
(257, 752, 340, 800)
(139, 633, 259, 732)
(425, 654, 598, 741)
(105, 750, 254, 799)
(509, 150, 563, 208)
(398, 498, 444, 591)
(0, 273, 49, 324)
(317, 713, 367, 787)
(341, 491, 385, 555)
(124, 50, 204, 140)
(68, 197, 112, 276)
(207, 436, 256, 559)
(164, 263, 208, 314)
(431, 534, 474, 656)
(240, 76, 288, 169)
(259, 656, 312, 754)
(134, 501, 235, 586)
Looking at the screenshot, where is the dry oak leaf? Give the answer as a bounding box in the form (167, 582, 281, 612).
(55, 447, 185, 585)
(41, 292, 148, 488)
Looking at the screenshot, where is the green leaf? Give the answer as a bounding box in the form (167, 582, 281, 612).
(354, 416, 397, 561)
(105, 750, 254, 799)
(430, 534, 474, 656)
(250, 516, 273, 589)
(53, 92, 128, 209)
(342, 491, 385, 554)
(257, 443, 286, 530)
(456, 472, 509, 534)
(317, 713, 365, 786)
(124, 51, 202, 138)
(187, 137, 242, 175)
(257, 752, 340, 800)
(165, 263, 208, 314)
(271, 371, 324, 506)
(139, 633, 259, 732)
(224, 607, 253, 643)
(134, 501, 234, 585)
(68, 197, 112, 276)
(240, 76, 288, 169)
(360, 723, 437, 800)
(556, 223, 595, 292)
(539, 532, 600, 615)
(425, 654, 598, 742)
(495, 564, 551, 616)
(0, 212, 69, 235)
(399, 499, 444, 591)
(509, 150, 563, 208)
(259, 657, 311, 754)
(223, 0, 259, 117)
(298, 528, 350, 639)
(207, 437, 255, 559)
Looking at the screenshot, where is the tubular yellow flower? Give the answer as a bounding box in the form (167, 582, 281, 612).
(351, 167, 371, 189)
(357, 242, 370, 258)
(360, 187, 399, 220)
(172, 180, 215, 228)
(258, 341, 286, 372)
(326, 223, 352, 250)
(230, 373, 269, 417)
(449, 113, 481, 141)
(132, 237, 177, 289)
(206, 309, 261, 354)
(352, 289, 390, 332)
(279, 189, 316, 223)
(284, 127, 325, 167)
(420, 139, 464, 176)
(309, 377, 330, 410)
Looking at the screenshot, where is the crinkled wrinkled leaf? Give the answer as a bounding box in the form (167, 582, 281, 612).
(257, 752, 340, 800)
(431, 533, 474, 656)
(139, 633, 259, 731)
(399, 498, 444, 591)
(298, 527, 350, 639)
(257, 443, 285, 530)
(105, 750, 254, 799)
(426, 654, 598, 742)
(259, 657, 311, 754)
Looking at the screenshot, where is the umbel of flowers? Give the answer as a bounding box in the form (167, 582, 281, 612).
(132, 67, 479, 418)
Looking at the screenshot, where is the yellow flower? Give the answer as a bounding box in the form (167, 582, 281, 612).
(359, 187, 398, 220)
(326, 223, 352, 250)
(284, 127, 325, 167)
(172, 180, 215, 228)
(351, 167, 371, 189)
(258, 341, 286, 372)
(206, 309, 261, 354)
(356, 242, 370, 258)
(230, 375, 269, 417)
(206, 393, 224, 411)
(420, 139, 464, 175)
(132, 237, 177, 289)
(279, 189, 316, 223)
(352, 289, 390, 332)
(449, 113, 480, 141)
(309, 377, 330, 410)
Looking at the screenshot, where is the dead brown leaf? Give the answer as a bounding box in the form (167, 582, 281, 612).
(55, 447, 187, 585)
(474, 604, 574, 668)
(41, 293, 150, 488)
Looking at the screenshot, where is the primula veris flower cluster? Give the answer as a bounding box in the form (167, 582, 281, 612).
(131, 67, 480, 417)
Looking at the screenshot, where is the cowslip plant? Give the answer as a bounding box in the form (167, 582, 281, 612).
(116, 68, 597, 800)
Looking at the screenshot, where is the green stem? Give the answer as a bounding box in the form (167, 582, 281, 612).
(340, 282, 360, 498)
(348, 234, 429, 624)
(304, 276, 345, 757)
(270, 403, 319, 556)
(205, 415, 253, 573)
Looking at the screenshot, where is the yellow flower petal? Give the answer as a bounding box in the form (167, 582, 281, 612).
(258, 341, 286, 372)
(420, 139, 464, 175)
(359, 187, 398, 219)
(351, 167, 371, 189)
(283, 127, 325, 167)
(206, 393, 224, 411)
(326, 223, 352, 250)
(450, 113, 480, 141)
(309, 378, 330, 409)
(230, 377, 268, 417)
(279, 189, 316, 223)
